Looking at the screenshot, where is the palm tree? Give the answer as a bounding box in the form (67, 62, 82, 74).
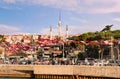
(101, 24, 113, 32)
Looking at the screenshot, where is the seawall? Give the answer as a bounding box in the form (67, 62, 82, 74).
(0, 65, 119, 78)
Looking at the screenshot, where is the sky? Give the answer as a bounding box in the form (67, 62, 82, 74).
(0, 0, 120, 35)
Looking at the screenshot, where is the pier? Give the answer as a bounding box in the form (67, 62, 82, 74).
(0, 65, 119, 79)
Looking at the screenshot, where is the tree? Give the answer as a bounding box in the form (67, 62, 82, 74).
(36, 49, 44, 55)
(0, 35, 5, 43)
(9, 52, 27, 57)
(100, 25, 113, 40)
(86, 45, 99, 58)
(112, 30, 120, 39)
(77, 52, 85, 59)
(70, 42, 78, 49)
(79, 33, 88, 41)
(101, 24, 113, 32)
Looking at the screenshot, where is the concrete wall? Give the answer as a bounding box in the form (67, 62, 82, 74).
(34, 65, 120, 78)
(74, 66, 120, 78)
(34, 65, 74, 75)
(0, 65, 119, 78)
(0, 65, 33, 78)
(0, 64, 33, 70)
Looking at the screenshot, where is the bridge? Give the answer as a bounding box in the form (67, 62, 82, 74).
(0, 65, 119, 79)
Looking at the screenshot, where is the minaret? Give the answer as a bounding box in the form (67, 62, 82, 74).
(50, 26, 52, 40)
(58, 12, 62, 38)
(66, 25, 69, 38)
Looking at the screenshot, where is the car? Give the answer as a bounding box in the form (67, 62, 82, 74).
(18, 60, 32, 65)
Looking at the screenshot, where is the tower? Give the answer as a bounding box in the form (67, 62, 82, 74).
(50, 26, 52, 40)
(58, 12, 62, 38)
(66, 25, 69, 38)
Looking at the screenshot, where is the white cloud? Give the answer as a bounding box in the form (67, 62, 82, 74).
(2, 0, 120, 14)
(69, 25, 103, 34)
(87, 0, 120, 14)
(0, 24, 21, 34)
(70, 17, 88, 23)
(113, 18, 120, 22)
(3, 0, 16, 3)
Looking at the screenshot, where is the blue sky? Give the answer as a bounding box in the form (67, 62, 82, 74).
(0, 0, 120, 35)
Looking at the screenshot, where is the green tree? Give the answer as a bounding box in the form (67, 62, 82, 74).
(86, 45, 99, 58)
(101, 24, 113, 40)
(79, 33, 88, 41)
(70, 42, 78, 49)
(77, 52, 85, 59)
(9, 52, 27, 57)
(0, 35, 5, 43)
(36, 49, 44, 55)
(112, 30, 120, 39)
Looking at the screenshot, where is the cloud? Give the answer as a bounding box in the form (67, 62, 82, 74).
(2, 0, 120, 14)
(70, 17, 88, 23)
(113, 18, 120, 22)
(0, 24, 22, 34)
(3, 0, 16, 4)
(68, 25, 103, 34)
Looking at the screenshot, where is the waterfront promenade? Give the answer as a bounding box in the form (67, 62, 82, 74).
(0, 65, 119, 79)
